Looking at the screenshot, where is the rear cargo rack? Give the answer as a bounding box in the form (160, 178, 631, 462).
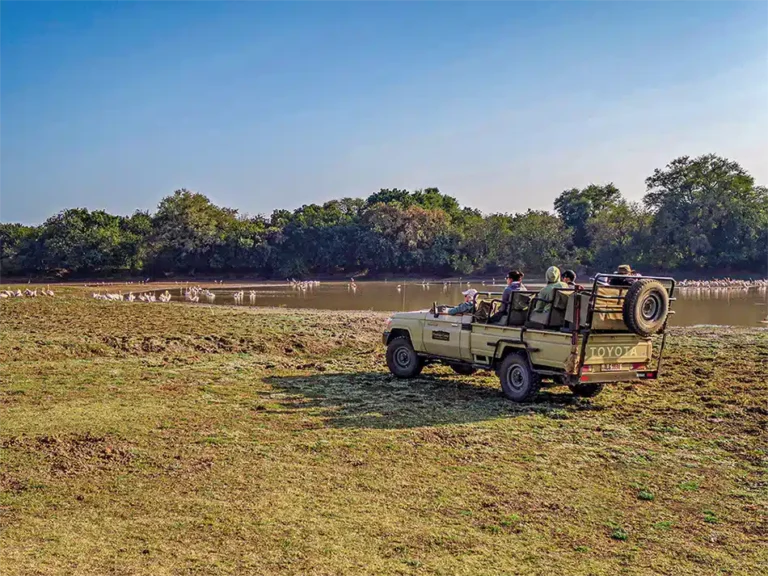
(576, 274, 676, 382)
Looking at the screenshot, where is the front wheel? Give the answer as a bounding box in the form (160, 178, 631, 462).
(498, 353, 541, 403)
(386, 337, 423, 378)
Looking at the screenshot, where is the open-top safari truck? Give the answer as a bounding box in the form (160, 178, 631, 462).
(382, 274, 676, 402)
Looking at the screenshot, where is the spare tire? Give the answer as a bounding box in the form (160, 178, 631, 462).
(622, 279, 669, 337)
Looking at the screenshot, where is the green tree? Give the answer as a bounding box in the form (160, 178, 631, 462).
(0, 223, 39, 276)
(587, 200, 652, 270)
(506, 210, 572, 271)
(554, 183, 621, 250)
(362, 203, 451, 273)
(148, 189, 240, 273)
(643, 154, 768, 270)
(34, 208, 136, 275)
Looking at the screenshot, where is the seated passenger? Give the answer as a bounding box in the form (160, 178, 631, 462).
(535, 266, 569, 313)
(447, 288, 478, 315)
(562, 269, 577, 288)
(609, 264, 637, 286)
(489, 270, 526, 323)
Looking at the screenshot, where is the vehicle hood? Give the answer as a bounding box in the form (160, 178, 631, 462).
(390, 310, 431, 320)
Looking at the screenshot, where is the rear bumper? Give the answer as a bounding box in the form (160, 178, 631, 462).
(382, 331, 390, 346)
(576, 370, 658, 383)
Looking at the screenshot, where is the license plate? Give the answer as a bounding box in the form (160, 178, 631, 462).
(602, 364, 626, 372)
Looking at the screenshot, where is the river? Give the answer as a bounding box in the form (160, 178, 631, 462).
(168, 279, 767, 328)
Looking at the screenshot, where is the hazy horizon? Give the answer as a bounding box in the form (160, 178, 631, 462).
(2, 1, 767, 225)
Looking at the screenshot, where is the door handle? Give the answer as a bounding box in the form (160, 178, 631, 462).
(451, 323, 459, 327)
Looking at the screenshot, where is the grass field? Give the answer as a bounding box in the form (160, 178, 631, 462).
(1, 286, 766, 575)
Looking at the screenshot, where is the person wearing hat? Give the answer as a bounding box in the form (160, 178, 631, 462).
(610, 264, 636, 286)
(447, 288, 478, 315)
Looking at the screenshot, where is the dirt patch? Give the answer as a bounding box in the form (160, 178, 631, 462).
(2, 433, 135, 477)
(99, 334, 269, 356)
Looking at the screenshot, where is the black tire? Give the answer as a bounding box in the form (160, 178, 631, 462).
(450, 364, 477, 376)
(622, 279, 669, 337)
(386, 337, 423, 378)
(498, 353, 541, 403)
(568, 382, 605, 398)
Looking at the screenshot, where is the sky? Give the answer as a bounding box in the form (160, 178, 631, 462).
(1, 1, 767, 225)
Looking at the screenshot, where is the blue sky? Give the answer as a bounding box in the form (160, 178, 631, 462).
(2, 1, 767, 224)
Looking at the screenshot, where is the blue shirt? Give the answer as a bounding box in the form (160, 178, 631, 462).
(500, 281, 526, 312)
(448, 301, 474, 315)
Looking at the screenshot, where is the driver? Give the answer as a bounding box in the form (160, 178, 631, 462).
(447, 288, 478, 315)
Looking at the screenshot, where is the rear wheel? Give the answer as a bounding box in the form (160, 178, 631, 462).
(386, 337, 423, 378)
(498, 353, 541, 403)
(450, 364, 477, 376)
(568, 382, 605, 398)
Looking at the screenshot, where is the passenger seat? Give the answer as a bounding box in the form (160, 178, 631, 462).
(526, 289, 572, 329)
(507, 292, 532, 326)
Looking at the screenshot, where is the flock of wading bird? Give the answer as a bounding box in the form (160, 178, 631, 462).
(85, 279, 325, 304)
(0, 286, 55, 298)
(677, 278, 768, 290)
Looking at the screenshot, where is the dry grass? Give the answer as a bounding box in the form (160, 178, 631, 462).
(1, 286, 766, 575)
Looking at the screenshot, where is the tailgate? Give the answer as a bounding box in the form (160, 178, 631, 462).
(583, 334, 652, 368)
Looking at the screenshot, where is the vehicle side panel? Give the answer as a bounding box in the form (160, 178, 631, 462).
(523, 329, 574, 369)
(469, 326, 651, 372)
(469, 324, 523, 364)
(423, 315, 464, 358)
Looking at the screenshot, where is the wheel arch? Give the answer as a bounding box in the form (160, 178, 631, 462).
(493, 342, 527, 370)
(386, 328, 412, 345)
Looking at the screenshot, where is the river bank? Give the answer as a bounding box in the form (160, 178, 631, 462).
(1, 294, 766, 575)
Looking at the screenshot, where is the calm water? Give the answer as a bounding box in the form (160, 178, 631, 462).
(157, 280, 768, 328)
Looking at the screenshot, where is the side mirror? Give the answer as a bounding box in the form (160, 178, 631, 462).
(433, 301, 439, 317)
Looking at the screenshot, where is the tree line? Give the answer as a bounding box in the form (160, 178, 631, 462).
(1, 154, 766, 280)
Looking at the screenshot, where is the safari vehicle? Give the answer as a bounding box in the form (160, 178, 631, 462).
(382, 274, 676, 402)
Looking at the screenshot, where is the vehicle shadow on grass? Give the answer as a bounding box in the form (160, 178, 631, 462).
(262, 371, 602, 429)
